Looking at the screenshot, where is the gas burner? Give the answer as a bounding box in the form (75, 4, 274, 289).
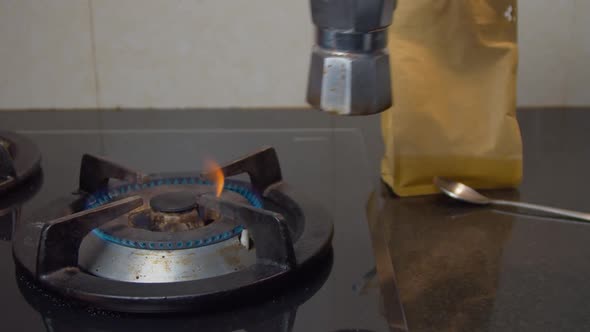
(0, 131, 41, 194)
(0, 164, 43, 242)
(13, 147, 333, 313)
(17, 251, 333, 331)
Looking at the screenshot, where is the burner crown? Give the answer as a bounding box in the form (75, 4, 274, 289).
(150, 191, 196, 213)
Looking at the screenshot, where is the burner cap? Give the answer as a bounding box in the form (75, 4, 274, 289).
(150, 191, 197, 213)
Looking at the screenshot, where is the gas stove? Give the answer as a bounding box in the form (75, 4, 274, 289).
(13, 147, 333, 313)
(0, 131, 41, 194)
(0, 131, 42, 242)
(0, 171, 42, 241)
(18, 250, 333, 332)
(0, 109, 389, 332)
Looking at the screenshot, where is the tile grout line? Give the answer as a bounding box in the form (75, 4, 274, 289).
(563, 0, 578, 106)
(88, 0, 105, 154)
(88, 0, 101, 109)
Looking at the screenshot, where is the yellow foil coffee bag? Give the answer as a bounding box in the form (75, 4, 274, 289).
(381, 0, 522, 196)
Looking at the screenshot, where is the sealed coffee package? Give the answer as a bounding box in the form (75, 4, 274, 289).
(381, 0, 522, 196)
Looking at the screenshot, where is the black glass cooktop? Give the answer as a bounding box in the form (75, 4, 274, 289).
(2, 108, 590, 332)
(0, 109, 391, 332)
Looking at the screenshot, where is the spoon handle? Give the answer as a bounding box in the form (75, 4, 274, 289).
(492, 200, 590, 222)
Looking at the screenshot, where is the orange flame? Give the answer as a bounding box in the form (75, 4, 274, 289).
(205, 159, 224, 197)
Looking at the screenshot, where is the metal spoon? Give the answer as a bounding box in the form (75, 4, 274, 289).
(434, 177, 590, 222)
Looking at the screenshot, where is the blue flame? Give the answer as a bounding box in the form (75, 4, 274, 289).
(83, 176, 262, 250)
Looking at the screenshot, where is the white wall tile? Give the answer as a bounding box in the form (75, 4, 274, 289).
(565, 0, 590, 106)
(92, 0, 312, 108)
(0, 0, 588, 109)
(517, 0, 575, 106)
(0, 0, 97, 109)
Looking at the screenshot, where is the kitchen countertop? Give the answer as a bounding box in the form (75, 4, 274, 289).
(368, 108, 590, 331)
(1, 108, 589, 331)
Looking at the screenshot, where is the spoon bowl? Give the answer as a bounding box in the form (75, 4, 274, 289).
(433, 177, 491, 205)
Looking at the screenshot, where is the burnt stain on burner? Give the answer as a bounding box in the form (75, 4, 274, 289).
(118, 240, 250, 282)
(143, 256, 173, 274)
(105, 188, 252, 239)
(218, 242, 246, 269)
(129, 264, 143, 281)
(178, 253, 197, 266)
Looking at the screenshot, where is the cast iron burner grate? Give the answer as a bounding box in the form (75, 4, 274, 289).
(13, 147, 333, 313)
(0, 131, 41, 194)
(17, 250, 334, 331)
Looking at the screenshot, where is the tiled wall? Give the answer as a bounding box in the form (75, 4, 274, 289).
(0, 0, 588, 109)
(517, 0, 589, 106)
